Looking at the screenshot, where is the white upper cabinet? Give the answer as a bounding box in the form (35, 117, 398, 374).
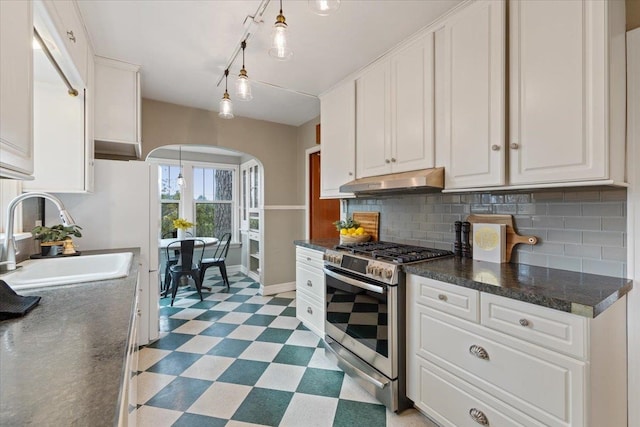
(391, 33, 435, 174)
(440, 0, 625, 191)
(42, 0, 88, 86)
(25, 0, 94, 192)
(357, 33, 435, 179)
(94, 56, 141, 158)
(509, 0, 626, 186)
(320, 80, 356, 198)
(0, 0, 34, 179)
(437, 0, 505, 189)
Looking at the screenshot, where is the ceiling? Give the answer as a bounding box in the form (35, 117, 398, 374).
(77, 0, 462, 127)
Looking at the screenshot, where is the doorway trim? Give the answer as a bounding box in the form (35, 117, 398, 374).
(305, 145, 321, 239)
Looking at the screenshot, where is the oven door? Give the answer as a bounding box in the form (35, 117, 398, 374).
(324, 266, 397, 379)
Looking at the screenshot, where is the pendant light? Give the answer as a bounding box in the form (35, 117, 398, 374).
(308, 0, 340, 16)
(269, 0, 293, 60)
(219, 69, 234, 119)
(235, 40, 252, 101)
(177, 145, 185, 187)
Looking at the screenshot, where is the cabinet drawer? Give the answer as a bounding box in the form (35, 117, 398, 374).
(296, 246, 324, 270)
(408, 275, 479, 322)
(296, 263, 325, 301)
(417, 307, 584, 427)
(412, 356, 545, 427)
(481, 293, 587, 359)
(296, 291, 324, 337)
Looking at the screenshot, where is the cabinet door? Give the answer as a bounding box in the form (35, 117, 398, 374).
(0, 0, 34, 177)
(441, 0, 505, 189)
(391, 33, 435, 173)
(94, 57, 140, 144)
(356, 60, 391, 178)
(320, 80, 355, 198)
(45, 0, 88, 85)
(509, 0, 607, 184)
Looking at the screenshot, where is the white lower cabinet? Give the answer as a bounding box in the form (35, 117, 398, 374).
(407, 275, 627, 427)
(295, 247, 325, 337)
(119, 292, 140, 427)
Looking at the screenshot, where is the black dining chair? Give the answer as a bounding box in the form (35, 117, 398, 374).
(199, 233, 232, 288)
(161, 231, 195, 293)
(166, 239, 206, 306)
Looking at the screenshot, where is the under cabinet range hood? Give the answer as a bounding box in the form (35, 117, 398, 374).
(339, 167, 445, 195)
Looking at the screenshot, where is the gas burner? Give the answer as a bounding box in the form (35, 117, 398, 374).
(334, 241, 453, 264)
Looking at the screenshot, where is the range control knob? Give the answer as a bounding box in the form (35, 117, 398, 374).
(366, 265, 373, 274)
(375, 267, 383, 277)
(384, 269, 393, 279)
(323, 254, 328, 261)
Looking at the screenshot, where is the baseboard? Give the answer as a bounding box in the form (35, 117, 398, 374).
(260, 281, 296, 296)
(226, 265, 242, 274)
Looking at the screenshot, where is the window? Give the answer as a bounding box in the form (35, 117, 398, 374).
(160, 165, 181, 237)
(193, 167, 234, 239)
(158, 160, 238, 241)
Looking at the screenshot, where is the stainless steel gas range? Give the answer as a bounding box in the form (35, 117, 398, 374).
(323, 241, 453, 412)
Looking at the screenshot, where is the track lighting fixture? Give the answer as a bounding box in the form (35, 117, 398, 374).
(269, 0, 293, 60)
(219, 69, 234, 119)
(236, 40, 252, 101)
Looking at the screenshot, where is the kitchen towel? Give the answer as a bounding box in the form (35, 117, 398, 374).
(0, 280, 41, 321)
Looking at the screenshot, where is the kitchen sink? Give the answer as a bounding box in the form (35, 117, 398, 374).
(2, 252, 133, 291)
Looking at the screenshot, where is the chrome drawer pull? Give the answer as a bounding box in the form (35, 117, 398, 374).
(306, 280, 313, 287)
(307, 307, 313, 314)
(66, 30, 76, 43)
(469, 345, 489, 360)
(519, 318, 530, 327)
(469, 408, 489, 425)
(437, 294, 448, 302)
(307, 257, 311, 261)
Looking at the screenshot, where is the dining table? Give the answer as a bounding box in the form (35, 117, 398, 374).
(159, 236, 219, 249)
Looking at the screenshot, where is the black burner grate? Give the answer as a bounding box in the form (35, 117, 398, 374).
(335, 241, 453, 264)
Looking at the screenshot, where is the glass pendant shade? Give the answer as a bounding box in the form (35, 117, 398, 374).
(219, 91, 234, 119)
(235, 68, 252, 101)
(269, 15, 293, 60)
(308, 0, 340, 16)
(176, 173, 185, 187)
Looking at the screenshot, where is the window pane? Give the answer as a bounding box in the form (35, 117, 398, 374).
(161, 202, 179, 237)
(193, 167, 204, 201)
(215, 170, 233, 201)
(195, 202, 232, 238)
(160, 165, 181, 200)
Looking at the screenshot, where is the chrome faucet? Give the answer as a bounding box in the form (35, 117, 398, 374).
(1, 192, 76, 272)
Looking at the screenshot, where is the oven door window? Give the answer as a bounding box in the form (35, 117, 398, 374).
(326, 274, 388, 357)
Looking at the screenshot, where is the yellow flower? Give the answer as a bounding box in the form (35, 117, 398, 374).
(173, 218, 194, 230)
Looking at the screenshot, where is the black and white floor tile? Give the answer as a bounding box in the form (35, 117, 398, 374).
(137, 272, 437, 427)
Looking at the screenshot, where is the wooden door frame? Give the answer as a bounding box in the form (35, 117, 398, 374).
(305, 145, 321, 239)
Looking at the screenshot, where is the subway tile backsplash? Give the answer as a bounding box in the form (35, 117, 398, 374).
(347, 188, 627, 278)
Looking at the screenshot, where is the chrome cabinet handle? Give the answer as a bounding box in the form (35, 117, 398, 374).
(66, 30, 76, 43)
(306, 257, 311, 261)
(519, 318, 530, 327)
(391, 158, 396, 162)
(491, 144, 500, 151)
(306, 280, 313, 287)
(385, 159, 391, 164)
(510, 142, 520, 149)
(348, 172, 353, 176)
(469, 345, 489, 360)
(136, 309, 142, 316)
(469, 408, 489, 425)
(438, 294, 448, 302)
(307, 307, 313, 314)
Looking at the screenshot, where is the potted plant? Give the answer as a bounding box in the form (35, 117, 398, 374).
(31, 224, 83, 256)
(172, 218, 193, 240)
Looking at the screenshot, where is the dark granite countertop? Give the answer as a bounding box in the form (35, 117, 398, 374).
(294, 239, 632, 318)
(0, 248, 140, 427)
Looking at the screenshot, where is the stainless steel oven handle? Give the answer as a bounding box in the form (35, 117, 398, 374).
(323, 268, 385, 294)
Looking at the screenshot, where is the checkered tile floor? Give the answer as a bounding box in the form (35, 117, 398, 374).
(137, 272, 437, 427)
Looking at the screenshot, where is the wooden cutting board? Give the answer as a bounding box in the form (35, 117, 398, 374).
(466, 214, 538, 262)
(352, 212, 380, 241)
